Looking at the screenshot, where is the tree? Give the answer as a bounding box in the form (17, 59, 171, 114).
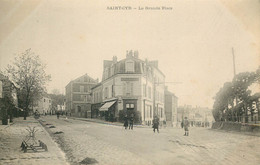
(6, 49, 51, 120)
(212, 66, 260, 123)
(48, 93, 65, 114)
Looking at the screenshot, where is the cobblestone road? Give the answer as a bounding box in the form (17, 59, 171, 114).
(42, 116, 260, 165)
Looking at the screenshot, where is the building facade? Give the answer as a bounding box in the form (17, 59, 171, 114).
(0, 73, 19, 124)
(164, 88, 178, 127)
(66, 74, 98, 117)
(92, 50, 166, 125)
(178, 105, 215, 127)
(33, 96, 52, 115)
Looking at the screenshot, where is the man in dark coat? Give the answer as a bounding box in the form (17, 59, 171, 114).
(152, 116, 160, 133)
(128, 114, 134, 130)
(123, 115, 128, 129)
(183, 117, 190, 136)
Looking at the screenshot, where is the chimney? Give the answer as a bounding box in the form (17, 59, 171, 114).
(165, 86, 168, 91)
(134, 50, 139, 58)
(126, 50, 133, 58)
(112, 56, 117, 63)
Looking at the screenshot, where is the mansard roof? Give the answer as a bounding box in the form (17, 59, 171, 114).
(103, 54, 165, 77)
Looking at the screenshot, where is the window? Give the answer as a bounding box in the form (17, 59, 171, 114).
(143, 84, 146, 97)
(81, 95, 86, 102)
(80, 86, 84, 93)
(150, 106, 152, 117)
(146, 105, 151, 118)
(77, 106, 81, 113)
(104, 87, 108, 99)
(148, 87, 151, 99)
(111, 85, 114, 97)
(130, 104, 134, 108)
(126, 104, 134, 109)
(126, 82, 133, 96)
(126, 61, 134, 72)
(160, 108, 163, 118)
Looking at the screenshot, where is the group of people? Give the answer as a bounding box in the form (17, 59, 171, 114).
(124, 115, 190, 136)
(124, 114, 134, 130)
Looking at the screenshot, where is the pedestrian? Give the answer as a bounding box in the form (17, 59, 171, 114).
(129, 114, 134, 130)
(123, 115, 128, 129)
(183, 117, 190, 136)
(152, 116, 159, 133)
(57, 112, 60, 119)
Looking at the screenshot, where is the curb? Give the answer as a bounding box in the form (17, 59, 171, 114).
(62, 116, 152, 129)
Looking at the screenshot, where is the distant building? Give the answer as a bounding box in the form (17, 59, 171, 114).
(91, 50, 166, 124)
(57, 104, 65, 112)
(91, 83, 103, 118)
(178, 105, 214, 127)
(65, 74, 98, 117)
(33, 96, 52, 115)
(164, 87, 178, 127)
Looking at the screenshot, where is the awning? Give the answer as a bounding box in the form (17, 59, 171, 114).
(99, 101, 116, 111)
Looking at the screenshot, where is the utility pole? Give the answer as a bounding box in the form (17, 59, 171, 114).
(232, 47, 238, 122)
(232, 47, 236, 76)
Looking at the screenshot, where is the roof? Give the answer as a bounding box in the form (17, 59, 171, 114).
(65, 73, 97, 87)
(165, 89, 178, 98)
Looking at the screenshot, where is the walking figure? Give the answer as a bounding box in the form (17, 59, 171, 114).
(57, 112, 60, 119)
(123, 115, 128, 129)
(129, 114, 134, 130)
(152, 116, 160, 133)
(183, 117, 190, 136)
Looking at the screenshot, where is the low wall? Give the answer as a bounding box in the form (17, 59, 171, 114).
(212, 121, 260, 133)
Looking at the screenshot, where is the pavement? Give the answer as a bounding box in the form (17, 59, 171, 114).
(40, 116, 260, 165)
(62, 115, 151, 128)
(0, 117, 69, 165)
(63, 115, 260, 137)
(1, 116, 260, 165)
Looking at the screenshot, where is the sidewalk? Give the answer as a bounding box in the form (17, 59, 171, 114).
(0, 117, 69, 165)
(62, 116, 152, 128)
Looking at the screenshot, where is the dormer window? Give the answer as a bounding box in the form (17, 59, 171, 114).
(125, 60, 134, 73)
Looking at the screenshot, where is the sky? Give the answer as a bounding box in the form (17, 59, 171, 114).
(0, 0, 259, 109)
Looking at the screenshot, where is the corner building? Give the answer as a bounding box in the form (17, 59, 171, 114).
(92, 51, 165, 125)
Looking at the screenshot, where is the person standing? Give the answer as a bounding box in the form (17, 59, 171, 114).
(152, 116, 160, 133)
(123, 115, 128, 129)
(57, 112, 60, 119)
(183, 117, 190, 136)
(129, 114, 134, 130)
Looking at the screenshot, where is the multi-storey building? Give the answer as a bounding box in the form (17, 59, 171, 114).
(91, 83, 103, 118)
(92, 50, 166, 124)
(65, 73, 98, 117)
(0, 73, 18, 124)
(164, 87, 178, 127)
(33, 96, 52, 115)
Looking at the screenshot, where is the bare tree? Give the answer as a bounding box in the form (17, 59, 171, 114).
(6, 49, 51, 120)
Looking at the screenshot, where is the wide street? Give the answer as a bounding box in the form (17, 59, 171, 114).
(41, 116, 260, 165)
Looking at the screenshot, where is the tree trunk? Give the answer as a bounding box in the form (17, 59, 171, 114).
(245, 104, 248, 123)
(23, 107, 28, 120)
(23, 111, 27, 120)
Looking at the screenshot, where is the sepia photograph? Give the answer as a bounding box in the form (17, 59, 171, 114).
(0, 0, 259, 164)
